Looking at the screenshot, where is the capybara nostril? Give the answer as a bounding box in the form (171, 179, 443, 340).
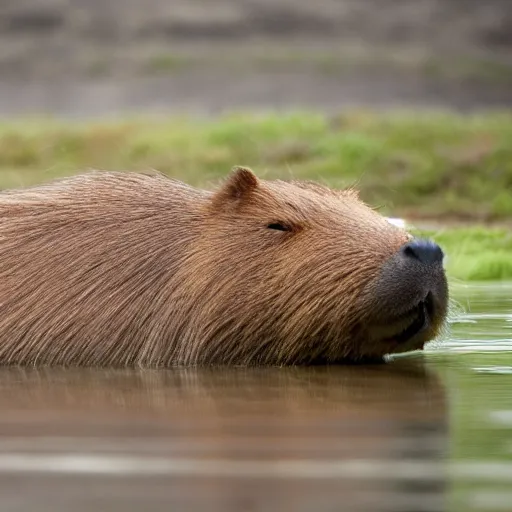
(401, 239, 444, 265)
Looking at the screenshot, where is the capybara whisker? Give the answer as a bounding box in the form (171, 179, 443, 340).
(0, 167, 448, 366)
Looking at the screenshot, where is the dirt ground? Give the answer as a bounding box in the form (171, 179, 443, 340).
(0, 0, 511, 116)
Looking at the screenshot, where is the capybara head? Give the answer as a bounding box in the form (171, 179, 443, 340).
(185, 167, 449, 364)
(0, 167, 448, 367)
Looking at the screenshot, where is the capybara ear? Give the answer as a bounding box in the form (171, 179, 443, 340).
(211, 166, 259, 209)
(224, 166, 259, 199)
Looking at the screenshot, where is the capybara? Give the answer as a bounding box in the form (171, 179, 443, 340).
(0, 167, 448, 366)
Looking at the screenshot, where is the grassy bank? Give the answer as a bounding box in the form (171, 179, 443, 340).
(413, 227, 512, 281)
(0, 111, 510, 280)
(1, 111, 511, 221)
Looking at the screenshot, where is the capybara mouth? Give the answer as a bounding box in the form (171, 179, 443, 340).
(377, 292, 435, 346)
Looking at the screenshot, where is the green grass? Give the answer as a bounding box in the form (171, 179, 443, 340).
(0, 111, 511, 221)
(414, 227, 512, 281)
(0, 111, 510, 281)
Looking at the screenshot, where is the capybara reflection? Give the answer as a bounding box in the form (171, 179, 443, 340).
(0, 167, 448, 366)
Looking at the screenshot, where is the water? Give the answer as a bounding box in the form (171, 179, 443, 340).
(0, 282, 510, 512)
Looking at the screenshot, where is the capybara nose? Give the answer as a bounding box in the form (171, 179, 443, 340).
(400, 239, 444, 265)
(360, 236, 448, 354)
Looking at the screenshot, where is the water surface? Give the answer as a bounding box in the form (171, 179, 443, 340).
(0, 282, 510, 512)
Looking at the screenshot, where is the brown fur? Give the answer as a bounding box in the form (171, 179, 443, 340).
(0, 167, 420, 367)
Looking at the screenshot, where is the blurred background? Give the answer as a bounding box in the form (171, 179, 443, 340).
(0, 0, 511, 116)
(0, 4, 512, 512)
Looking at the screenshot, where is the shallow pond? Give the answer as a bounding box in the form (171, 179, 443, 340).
(0, 282, 510, 512)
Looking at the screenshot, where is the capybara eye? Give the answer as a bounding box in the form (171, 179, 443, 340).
(267, 222, 291, 232)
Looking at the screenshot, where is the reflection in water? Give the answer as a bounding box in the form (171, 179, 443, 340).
(1, 281, 511, 512)
(0, 361, 447, 512)
(427, 282, 512, 512)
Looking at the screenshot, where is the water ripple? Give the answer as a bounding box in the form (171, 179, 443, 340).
(427, 281, 512, 354)
(472, 367, 512, 375)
